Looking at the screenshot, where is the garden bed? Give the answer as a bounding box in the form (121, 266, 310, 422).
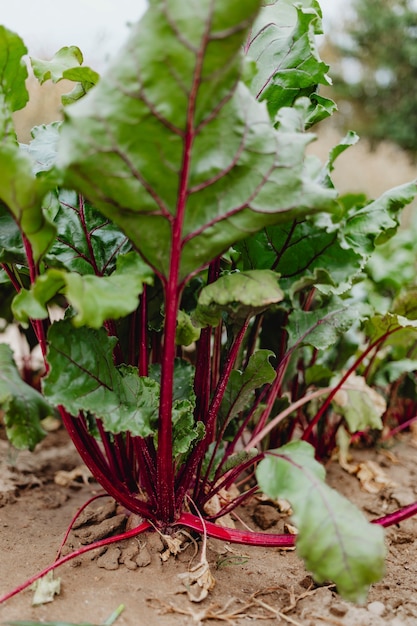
(1, 428, 416, 626)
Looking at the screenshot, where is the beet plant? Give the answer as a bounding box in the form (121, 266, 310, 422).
(1, 0, 417, 605)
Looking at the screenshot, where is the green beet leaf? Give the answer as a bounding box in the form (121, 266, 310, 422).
(287, 297, 372, 351)
(31, 46, 99, 104)
(247, 0, 331, 121)
(57, 0, 337, 282)
(364, 311, 417, 344)
(0, 344, 52, 450)
(332, 375, 385, 433)
(45, 190, 131, 276)
(0, 146, 56, 261)
(219, 349, 276, 425)
(344, 182, 417, 254)
(236, 217, 363, 295)
(0, 203, 25, 264)
(12, 252, 153, 328)
(256, 441, 386, 602)
(43, 321, 159, 437)
(195, 270, 284, 327)
(0, 28, 56, 261)
(0, 26, 29, 125)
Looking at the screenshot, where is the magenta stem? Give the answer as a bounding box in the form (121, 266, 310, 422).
(175, 512, 295, 546)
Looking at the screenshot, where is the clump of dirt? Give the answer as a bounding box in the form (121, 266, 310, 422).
(0, 428, 417, 625)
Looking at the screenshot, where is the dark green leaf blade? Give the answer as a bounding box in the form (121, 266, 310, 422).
(287, 298, 372, 350)
(43, 321, 159, 437)
(219, 349, 276, 423)
(256, 441, 385, 602)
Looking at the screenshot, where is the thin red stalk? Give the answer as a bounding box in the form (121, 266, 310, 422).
(138, 287, 149, 376)
(22, 235, 49, 362)
(191, 318, 251, 503)
(205, 485, 259, 521)
(96, 419, 124, 481)
(193, 259, 221, 422)
(3, 498, 417, 607)
(175, 321, 250, 508)
(1, 263, 21, 292)
(157, 12, 215, 522)
(59, 408, 152, 519)
(104, 320, 124, 365)
(0, 520, 152, 605)
(78, 194, 101, 276)
(246, 386, 334, 450)
(157, 276, 180, 521)
(250, 352, 291, 441)
(133, 438, 158, 507)
(206, 318, 251, 444)
(175, 512, 295, 546)
(211, 322, 223, 391)
(302, 336, 391, 442)
(382, 415, 417, 440)
(55, 493, 108, 560)
(243, 313, 263, 369)
(193, 326, 212, 420)
(372, 502, 417, 527)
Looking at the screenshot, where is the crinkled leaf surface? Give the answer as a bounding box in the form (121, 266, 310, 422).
(0, 343, 51, 450)
(247, 0, 330, 120)
(171, 399, 204, 458)
(43, 321, 159, 437)
(236, 164, 415, 296)
(45, 190, 131, 275)
(236, 217, 363, 295)
(57, 0, 337, 281)
(287, 298, 372, 350)
(12, 252, 153, 328)
(256, 441, 385, 602)
(149, 359, 202, 456)
(195, 270, 284, 327)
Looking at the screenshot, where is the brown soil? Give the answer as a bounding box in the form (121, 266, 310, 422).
(0, 428, 416, 626)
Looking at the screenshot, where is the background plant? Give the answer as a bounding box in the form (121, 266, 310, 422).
(328, 0, 417, 156)
(1, 0, 416, 604)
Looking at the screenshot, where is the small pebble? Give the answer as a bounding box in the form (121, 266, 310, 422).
(136, 545, 151, 567)
(330, 602, 348, 617)
(252, 504, 280, 530)
(97, 546, 121, 570)
(368, 601, 385, 616)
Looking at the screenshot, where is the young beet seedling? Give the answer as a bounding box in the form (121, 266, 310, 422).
(1, 0, 417, 605)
